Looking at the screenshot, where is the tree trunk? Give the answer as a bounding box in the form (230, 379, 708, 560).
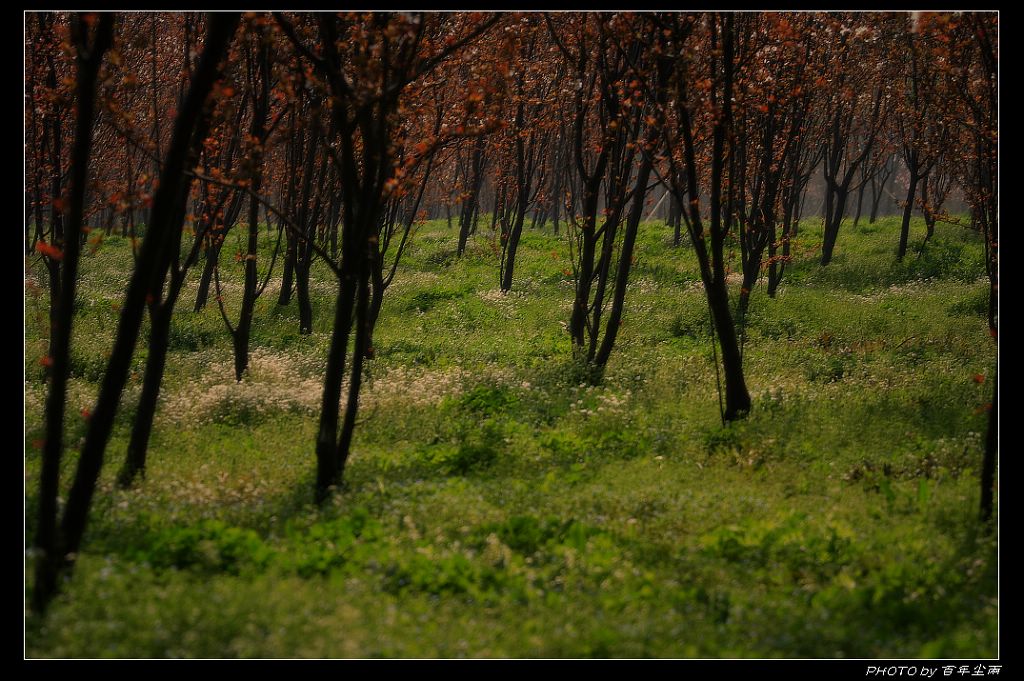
(337, 265, 371, 477)
(852, 179, 866, 226)
(920, 173, 936, 248)
(707, 277, 751, 420)
(767, 193, 796, 298)
(593, 151, 653, 371)
(233, 193, 260, 379)
(41, 15, 238, 613)
(671, 194, 682, 246)
(365, 251, 384, 360)
(33, 14, 114, 613)
(457, 137, 484, 256)
(897, 172, 920, 261)
(117, 301, 172, 488)
(278, 233, 295, 305)
(500, 204, 526, 292)
(980, 373, 996, 524)
(869, 182, 884, 223)
(314, 284, 353, 501)
(737, 264, 758, 319)
(296, 255, 313, 334)
(820, 186, 848, 266)
(193, 239, 219, 311)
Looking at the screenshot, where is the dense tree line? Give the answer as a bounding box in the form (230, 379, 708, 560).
(25, 11, 998, 611)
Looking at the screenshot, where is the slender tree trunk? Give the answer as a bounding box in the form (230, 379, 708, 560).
(853, 179, 866, 226)
(193, 238, 219, 311)
(551, 195, 560, 235)
(593, 151, 653, 371)
(233, 193, 260, 379)
(278, 233, 295, 305)
(869, 181, 884, 223)
(570, 230, 597, 352)
(532, 205, 546, 231)
(737, 258, 759, 318)
(980, 373, 996, 523)
(500, 203, 527, 292)
(337, 265, 371, 476)
(293, 137, 319, 334)
(117, 301, 172, 488)
(820, 186, 848, 266)
(43, 31, 65, 379)
(296, 255, 313, 334)
(232, 34, 269, 377)
(115, 169, 196, 490)
(39, 16, 239, 613)
(897, 171, 920, 261)
(768, 194, 796, 298)
(33, 14, 114, 613)
(707, 277, 751, 420)
(365, 249, 384, 359)
(491, 184, 504, 233)
(671, 195, 682, 246)
(919, 173, 936, 248)
(315, 277, 356, 501)
(767, 223, 781, 298)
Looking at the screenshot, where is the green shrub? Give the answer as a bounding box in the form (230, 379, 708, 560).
(126, 520, 272, 575)
(457, 385, 518, 416)
(424, 417, 506, 475)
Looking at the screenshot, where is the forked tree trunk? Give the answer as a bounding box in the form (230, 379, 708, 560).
(34, 15, 239, 614)
(34, 13, 114, 614)
(500, 204, 527, 292)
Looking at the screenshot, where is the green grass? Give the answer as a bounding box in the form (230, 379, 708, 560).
(24, 214, 997, 658)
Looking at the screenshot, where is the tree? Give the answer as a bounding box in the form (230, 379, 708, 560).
(894, 13, 947, 261)
(817, 13, 893, 266)
(867, 151, 897, 224)
(494, 15, 559, 293)
(456, 134, 489, 255)
(731, 13, 818, 316)
(33, 11, 114, 613)
(109, 16, 236, 487)
(26, 13, 74, 380)
(546, 12, 657, 380)
(33, 12, 241, 611)
(945, 12, 997, 523)
(211, 14, 287, 380)
(275, 11, 500, 501)
(647, 12, 752, 420)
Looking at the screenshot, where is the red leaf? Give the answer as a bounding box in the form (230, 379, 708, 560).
(35, 241, 64, 261)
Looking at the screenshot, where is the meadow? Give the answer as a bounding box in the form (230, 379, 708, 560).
(24, 214, 997, 658)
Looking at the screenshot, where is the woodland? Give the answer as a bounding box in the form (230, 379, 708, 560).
(24, 11, 997, 658)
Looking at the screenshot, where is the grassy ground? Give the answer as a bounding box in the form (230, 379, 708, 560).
(24, 214, 997, 658)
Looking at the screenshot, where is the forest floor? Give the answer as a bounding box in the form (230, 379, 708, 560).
(25, 215, 997, 658)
